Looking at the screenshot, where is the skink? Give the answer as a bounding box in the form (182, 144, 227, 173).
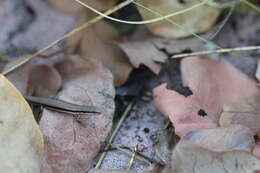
(24, 95, 102, 115)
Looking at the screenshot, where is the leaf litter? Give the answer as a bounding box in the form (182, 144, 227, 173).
(0, 0, 260, 173)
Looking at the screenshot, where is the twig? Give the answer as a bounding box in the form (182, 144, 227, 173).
(74, 0, 208, 25)
(0, 52, 9, 61)
(207, 3, 235, 40)
(1, 0, 134, 76)
(171, 45, 260, 59)
(133, 1, 254, 61)
(95, 101, 135, 169)
(127, 145, 138, 170)
(110, 144, 152, 165)
(242, 0, 260, 12)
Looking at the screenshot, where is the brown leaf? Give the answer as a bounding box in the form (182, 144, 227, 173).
(48, 0, 83, 14)
(66, 11, 90, 53)
(41, 56, 115, 172)
(181, 125, 254, 152)
(181, 56, 259, 121)
(88, 164, 164, 173)
(48, 0, 116, 14)
(116, 40, 167, 74)
(155, 129, 177, 164)
(4, 57, 31, 94)
(27, 65, 62, 97)
(219, 93, 260, 135)
(0, 75, 44, 172)
(67, 11, 133, 86)
(153, 83, 217, 137)
(80, 18, 133, 86)
(137, 0, 220, 39)
(89, 169, 137, 173)
(153, 56, 259, 136)
(163, 141, 260, 173)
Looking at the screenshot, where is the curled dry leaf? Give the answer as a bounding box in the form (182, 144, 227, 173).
(48, 0, 116, 14)
(41, 56, 115, 173)
(80, 16, 133, 86)
(27, 65, 62, 97)
(181, 125, 254, 152)
(163, 142, 260, 173)
(0, 75, 44, 172)
(116, 40, 167, 74)
(137, 0, 220, 39)
(219, 93, 260, 135)
(154, 56, 259, 136)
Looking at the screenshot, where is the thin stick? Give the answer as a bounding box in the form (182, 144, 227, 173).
(110, 144, 152, 165)
(127, 145, 138, 170)
(95, 101, 135, 169)
(2, 0, 134, 76)
(74, 0, 208, 25)
(171, 45, 260, 59)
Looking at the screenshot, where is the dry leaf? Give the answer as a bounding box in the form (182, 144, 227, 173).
(153, 83, 217, 136)
(256, 59, 260, 82)
(155, 129, 177, 164)
(116, 40, 167, 74)
(48, 0, 83, 14)
(4, 57, 31, 94)
(79, 0, 117, 11)
(67, 11, 133, 86)
(27, 65, 62, 97)
(219, 93, 260, 135)
(253, 144, 260, 159)
(143, 164, 165, 173)
(88, 164, 163, 173)
(48, 0, 116, 14)
(152, 37, 204, 55)
(80, 18, 133, 86)
(0, 75, 44, 172)
(137, 0, 220, 39)
(163, 141, 260, 173)
(181, 56, 259, 121)
(41, 56, 115, 173)
(67, 11, 90, 53)
(181, 125, 254, 152)
(154, 56, 259, 136)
